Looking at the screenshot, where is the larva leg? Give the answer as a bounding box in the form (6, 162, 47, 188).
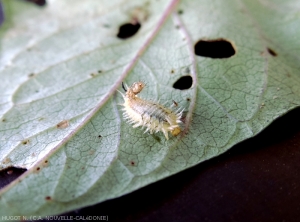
(162, 128, 169, 140)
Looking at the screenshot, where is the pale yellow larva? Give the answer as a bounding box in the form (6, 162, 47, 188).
(120, 81, 183, 140)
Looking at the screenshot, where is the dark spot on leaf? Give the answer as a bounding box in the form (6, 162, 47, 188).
(185, 67, 190, 74)
(98, 135, 102, 138)
(187, 98, 191, 102)
(2, 118, 6, 122)
(267, 47, 277, 57)
(173, 76, 193, 90)
(36, 167, 40, 171)
(23, 0, 46, 6)
(56, 120, 69, 129)
(117, 23, 141, 39)
(170, 69, 175, 74)
(130, 161, 135, 166)
(178, 9, 184, 14)
(22, 139, 29, 145)
(173, 100, 178, 107)
(194, 39, 235, 58)
(91, 70, 103, 77)
(42, 160, 48, 167)
(45, 196, 51, 200)
(28, 73, 35, 78)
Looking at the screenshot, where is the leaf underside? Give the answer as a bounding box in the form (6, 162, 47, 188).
(0, 0, 300, 216)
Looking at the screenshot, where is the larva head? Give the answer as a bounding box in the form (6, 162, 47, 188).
(130, 81, 145, 95)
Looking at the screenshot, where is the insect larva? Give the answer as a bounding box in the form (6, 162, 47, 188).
(119, 81, 183, 140)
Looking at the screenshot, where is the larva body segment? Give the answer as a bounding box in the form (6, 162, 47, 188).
(120, 82, 183, 140)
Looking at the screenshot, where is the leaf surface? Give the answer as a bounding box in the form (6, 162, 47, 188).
(0, 0, 300, 216)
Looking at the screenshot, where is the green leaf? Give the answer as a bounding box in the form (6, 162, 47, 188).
(1, 0, 300, 216)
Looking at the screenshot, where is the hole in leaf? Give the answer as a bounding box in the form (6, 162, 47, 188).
(0, 167, 27, 189)
(23, 0, 46, 6)
(117, 23, 141, 39)
(173, 76, 193, 90)
(194, 39, 235, 58)
(267, 48, 277, 57)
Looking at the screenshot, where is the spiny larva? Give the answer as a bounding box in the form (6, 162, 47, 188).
(120, 81, 183, 140)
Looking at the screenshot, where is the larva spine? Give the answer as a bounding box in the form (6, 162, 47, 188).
(120, 81, 183, 140)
